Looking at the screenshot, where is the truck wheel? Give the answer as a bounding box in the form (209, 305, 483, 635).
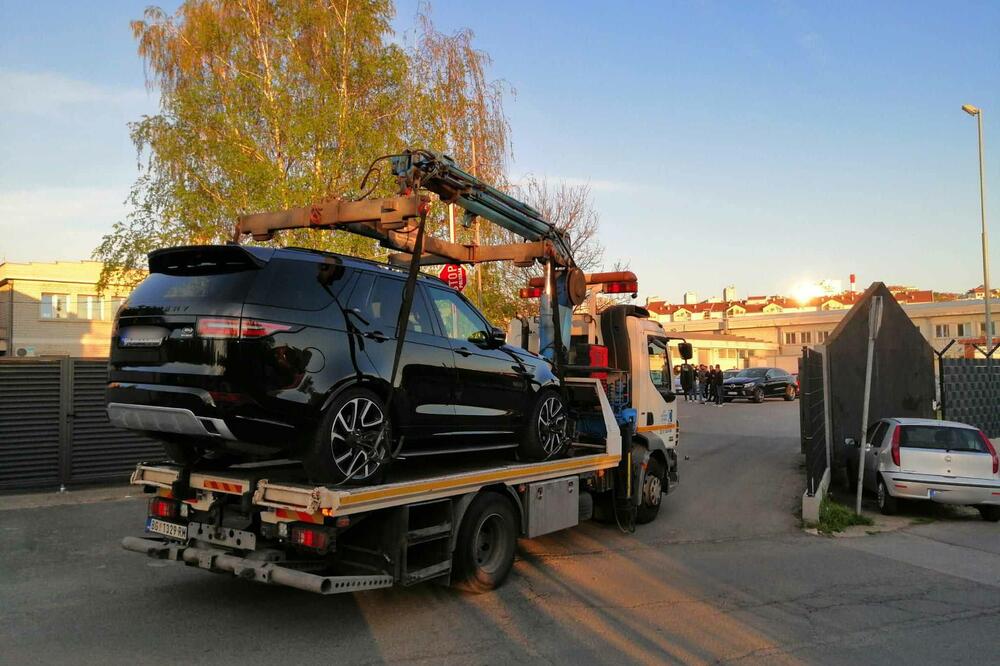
(978, 505, 1000, 522)
(305, 388, 390, 485)
(636, 456, 665, 524)
(452, 492, 518, 593)
(752, 387, 765, 403)
(877, 476, 898, 515)
(518, 389, 569, 461)
(783, 385, 796, 401)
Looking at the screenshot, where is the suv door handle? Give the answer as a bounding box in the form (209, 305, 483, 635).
(455, 346, 472, 357)
(364, 330, 389, 342)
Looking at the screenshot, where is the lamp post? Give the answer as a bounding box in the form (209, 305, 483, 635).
(962, 104, 993, 359)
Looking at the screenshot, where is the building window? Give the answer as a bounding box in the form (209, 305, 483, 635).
(818, 331, 830, 343)
(109, 296, 125, 319)
(957, 322, 971, 337)
(784, 332, 797, 345)
(981, 321, 998, 336)
(41, 293, 70, 319)
(76, 294, 104, 320)
(801, 331, 812, 344)
(934, 324, 951, 338)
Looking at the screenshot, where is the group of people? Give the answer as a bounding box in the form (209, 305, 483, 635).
(678, 363, 727, 406)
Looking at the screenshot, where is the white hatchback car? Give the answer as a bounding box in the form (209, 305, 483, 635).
(848, 418, 1000, 521)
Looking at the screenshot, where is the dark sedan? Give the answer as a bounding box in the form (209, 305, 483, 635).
(722, 367, 798, 403)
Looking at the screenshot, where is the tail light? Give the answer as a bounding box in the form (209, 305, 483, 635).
(519, 287, 543, 299)
(196, 317, 294, 339)
(290, 525, 331, 552)
(149, 497, 179, 520)
(979, 430, 999, 474)
(604, 281, 638, 294)
(890, 425, 901, 466)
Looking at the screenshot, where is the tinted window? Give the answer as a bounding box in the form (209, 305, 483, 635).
(866, 421, 888, 446)
(349, 275, 434, 335)
(129, 271, 258, 304)
(427, 287, 488, 341)
(736, 368, 768, 379)
(899, 426, 988, 453)
(247, 258, 352, 311)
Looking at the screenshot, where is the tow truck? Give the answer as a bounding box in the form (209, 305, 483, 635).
(121, 149, 689, 594)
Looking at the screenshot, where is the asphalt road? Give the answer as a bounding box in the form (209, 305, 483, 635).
(2, 399, 999, 665)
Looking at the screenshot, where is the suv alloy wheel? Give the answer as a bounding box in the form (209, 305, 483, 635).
(307, 388, 391, 484)
(519, 389, 570, 461)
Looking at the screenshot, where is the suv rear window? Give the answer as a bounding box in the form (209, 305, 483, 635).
(129, 271, 259, 304)
(899, 426, 988, 453)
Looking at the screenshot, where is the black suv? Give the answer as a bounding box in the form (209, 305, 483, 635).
(721, 367, 797, 403)
(107, 245, 566, 483)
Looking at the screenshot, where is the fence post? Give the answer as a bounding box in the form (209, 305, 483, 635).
(57, 358, 74, 491)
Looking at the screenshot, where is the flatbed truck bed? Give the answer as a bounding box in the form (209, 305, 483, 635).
(121, 378, 662, 595)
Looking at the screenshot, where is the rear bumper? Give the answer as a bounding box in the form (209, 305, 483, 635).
(121, 536, 394, 595)
(885, 472, 1000, 505)
(107, 403, 237, 440)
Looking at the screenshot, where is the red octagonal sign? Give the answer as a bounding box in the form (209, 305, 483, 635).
(438, 264, 468, 292)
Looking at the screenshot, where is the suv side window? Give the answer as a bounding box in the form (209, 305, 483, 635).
(247, 258, 352, 310)
(349, 275, 434, 335)
(426, 287, 488, 341)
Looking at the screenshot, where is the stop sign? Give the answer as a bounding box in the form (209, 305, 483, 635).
(438, 264, 468, 292)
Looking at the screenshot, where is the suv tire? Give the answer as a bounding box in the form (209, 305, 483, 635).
(783, 385, 796, 401)
(519, 389, 570, 461)
(305, 387, 391, 485)
(752, 387, 765, 403)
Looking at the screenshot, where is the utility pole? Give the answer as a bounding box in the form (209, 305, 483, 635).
(962, 105, 994, 369)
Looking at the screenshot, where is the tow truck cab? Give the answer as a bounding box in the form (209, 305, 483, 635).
(508, 303, 681, 495)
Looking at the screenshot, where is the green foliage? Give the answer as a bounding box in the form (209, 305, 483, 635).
(815, 496, 873, 534)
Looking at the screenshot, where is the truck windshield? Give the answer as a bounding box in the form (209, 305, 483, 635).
(647, 338, 670, 388)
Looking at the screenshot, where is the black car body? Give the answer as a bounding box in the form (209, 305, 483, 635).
(722, 367, 798, 403)
(107, 245, 564, 482)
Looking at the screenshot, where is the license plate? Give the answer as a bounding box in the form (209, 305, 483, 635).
(119, 326, 167, 348)
(147, 517, 188, 540)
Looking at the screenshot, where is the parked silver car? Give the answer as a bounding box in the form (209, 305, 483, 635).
(848, 418, 1000, 521)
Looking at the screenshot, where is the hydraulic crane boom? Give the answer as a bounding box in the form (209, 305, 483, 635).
(234, 148, 575, 269)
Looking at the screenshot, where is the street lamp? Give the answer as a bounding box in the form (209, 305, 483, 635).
(962, 104, 993, 358)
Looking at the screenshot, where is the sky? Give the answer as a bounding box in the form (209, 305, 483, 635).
(1, 1, 998, 303)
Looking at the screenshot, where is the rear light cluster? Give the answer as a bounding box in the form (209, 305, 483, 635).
(890, 425, 901, 466)
(519, 286, 543, 299)
(149, 497, 179, 520)
(978, 430, 999, 474)
(602, 280, 638, 294)
(290, 525, 332, 552)
(196, 317, 295, 339)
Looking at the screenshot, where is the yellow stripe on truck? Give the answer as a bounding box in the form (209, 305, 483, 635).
(636, 423, 678, 433)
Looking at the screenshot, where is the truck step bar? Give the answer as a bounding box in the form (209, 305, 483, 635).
(121, 536, 395, 595)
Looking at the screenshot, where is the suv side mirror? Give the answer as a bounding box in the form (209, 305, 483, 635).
(678, 342, 693, 360)
(469, 327, 506, 347)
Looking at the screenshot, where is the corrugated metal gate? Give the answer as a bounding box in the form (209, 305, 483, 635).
(940, 357, 999, 437)
(799, 347, 827, 496)
(0, 359, 162, 491)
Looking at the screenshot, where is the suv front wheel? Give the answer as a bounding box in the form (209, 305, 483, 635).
(306, 387, 391, 485)
(519, 389, 570, 461)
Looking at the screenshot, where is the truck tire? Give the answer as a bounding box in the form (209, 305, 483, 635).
(636, 456, 665, 524)
(452, 492, 518, 593)
(752, 387, 765, 403)
(518, 389, 569, 461)
(305, 387, 390, 485)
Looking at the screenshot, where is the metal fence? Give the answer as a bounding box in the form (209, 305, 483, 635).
(940, 357, 999, 438)
(798, 347, 827, 496)
(0, 358, 162, 491)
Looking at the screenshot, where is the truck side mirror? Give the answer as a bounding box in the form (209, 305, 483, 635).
(678, 342, 693, 360)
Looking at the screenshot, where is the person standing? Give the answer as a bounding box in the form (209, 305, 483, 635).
(713, 364, 725, 405)
(698, 364, 709, 403)
(680, 362, 694, 401)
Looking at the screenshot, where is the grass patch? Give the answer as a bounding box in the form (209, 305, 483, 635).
(814, 496, 873, 534)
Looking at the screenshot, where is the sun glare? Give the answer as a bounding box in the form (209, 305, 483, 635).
(791, 282, 824, 305)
